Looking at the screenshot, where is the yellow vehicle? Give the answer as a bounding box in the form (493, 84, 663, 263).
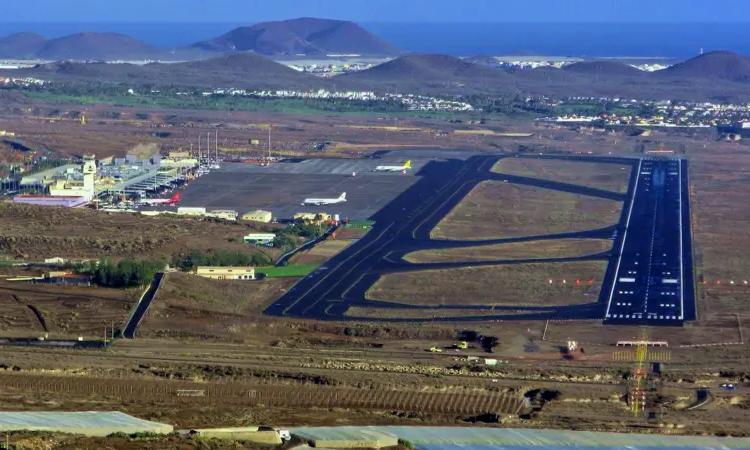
(428, 347, 443, 353)
(454, 341, 468, 350)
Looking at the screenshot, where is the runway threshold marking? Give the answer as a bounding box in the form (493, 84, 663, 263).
(605, 158, 642, 319)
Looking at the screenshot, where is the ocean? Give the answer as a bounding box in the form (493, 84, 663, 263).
(0, 22, 748, 57)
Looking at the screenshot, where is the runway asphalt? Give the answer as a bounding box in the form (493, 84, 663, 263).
(602, 158, 696, 325)
(262, 153, 683, 324)
(178, 156, 442, 220)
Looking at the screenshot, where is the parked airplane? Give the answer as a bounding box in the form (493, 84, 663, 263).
(374, 160, 412, 172)
(139, 192, 181, 205)
(301, 192, 346, 206)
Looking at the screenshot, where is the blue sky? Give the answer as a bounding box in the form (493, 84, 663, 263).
(2, 0, 750, 22)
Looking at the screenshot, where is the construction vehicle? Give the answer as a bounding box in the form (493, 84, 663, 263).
(428, 347, 443, 353)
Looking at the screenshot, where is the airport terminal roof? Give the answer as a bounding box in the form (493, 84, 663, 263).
(292, 426, 750, 449)
(0, 411, 173, 436)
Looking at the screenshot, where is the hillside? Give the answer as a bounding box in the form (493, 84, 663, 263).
(511, 66, 582, 84)
(192, 17, 400, 56)
(562, 61, 644, 77)
(34, 32, 163, 60)
(0, 32, 46, 58)
(13, 52, 326, 90)
(339, 54, 513, 93)
(464, 54, 500, 67)
(656, 51, 750, 82)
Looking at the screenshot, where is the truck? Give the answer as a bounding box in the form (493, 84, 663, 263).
(276, 429, 291, 442)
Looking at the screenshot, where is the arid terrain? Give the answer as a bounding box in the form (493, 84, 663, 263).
(2, 100, 750, 442)
(0, 202, 282, 260)
(430, 181, 622, 240)
(367, 261, 607, 307)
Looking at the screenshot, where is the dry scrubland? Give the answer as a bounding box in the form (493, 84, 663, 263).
(367, 261, 607, 307)
(137, 272, 297, 340)
(431, 182, 622, 240)
(404, 239, 612, 263)
(290, 239, 354, 265)
(687, 142, 750, 323)
(0, 202, 280, 260)
(0, 279, 138, 337)
(492, 158, 632, 193)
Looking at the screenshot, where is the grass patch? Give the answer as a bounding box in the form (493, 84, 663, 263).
(492, 158, 631, 193)
(367, 261, 607, 307)
(256, 264, 319, 278)
(431, 181, 622, 240)
(404, 239, 612, 263)
(346, 220, 376, 229)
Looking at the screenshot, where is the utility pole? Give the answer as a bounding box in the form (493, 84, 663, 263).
(268, 124, 272, 159)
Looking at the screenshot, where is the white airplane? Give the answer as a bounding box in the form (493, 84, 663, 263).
(301, 192, 346, 206)
(139, 193, 181, 206)
(374, 160, 412, 172)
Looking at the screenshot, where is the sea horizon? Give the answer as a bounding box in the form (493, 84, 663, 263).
(1, 22, 749, 57)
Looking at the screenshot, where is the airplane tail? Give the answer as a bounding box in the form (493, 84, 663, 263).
(404, 160, 412, 168)
(171, 192, 181, 202)
(339, 192, 346, 200)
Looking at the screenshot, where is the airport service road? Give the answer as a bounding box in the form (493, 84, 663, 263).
(265, 154, 642, 322)
(603, 159, 695, 325)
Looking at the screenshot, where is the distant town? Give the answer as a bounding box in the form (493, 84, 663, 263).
(539, 97, 750, 128)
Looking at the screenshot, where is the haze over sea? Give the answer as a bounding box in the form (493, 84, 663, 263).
(1, 22, 749, 57)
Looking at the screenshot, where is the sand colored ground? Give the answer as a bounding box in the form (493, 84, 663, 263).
(431, 182, 622, 241)
(493, 158, 631, 193)
(404, 239, 612, 263)
(367, 261, 607, 307)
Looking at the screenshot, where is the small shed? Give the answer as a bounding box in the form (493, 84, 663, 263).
(242, 209, 273, 223)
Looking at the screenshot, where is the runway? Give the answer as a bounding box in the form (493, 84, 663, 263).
(263, 153, 670, 323)
(602, 158, 696, 325)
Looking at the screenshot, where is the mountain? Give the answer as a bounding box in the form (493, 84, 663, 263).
(337, 54, 514, 94)
(343, 54, 509, 81)
(192, 17, 400, 56)
(656, 51, 750, 82)
(562, 61, 644, 77)
(511, 66, 582, 83)
(34, 32, 163, 60)
(13, 52, 325, 90)
(464, 54, 500, 67)
(0, 32, 46, 58)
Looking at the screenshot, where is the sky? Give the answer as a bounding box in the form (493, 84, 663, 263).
(2, 0, 750, 23)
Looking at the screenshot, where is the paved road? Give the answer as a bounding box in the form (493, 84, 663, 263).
(122, 272, 164, 339)
(265, 154, 648, 322)
(602, 159, 695, 325)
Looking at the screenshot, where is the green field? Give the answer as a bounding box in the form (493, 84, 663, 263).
(19, 90, 486, 119)
(346, 220, 376, 229)
(256, 264, 319, 278)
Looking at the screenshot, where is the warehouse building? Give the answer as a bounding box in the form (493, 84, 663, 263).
(195, 266, 256, 280)
(206, 209, 238, 221)
(242, 209, 273, 223)
(13, 195, 89, 208)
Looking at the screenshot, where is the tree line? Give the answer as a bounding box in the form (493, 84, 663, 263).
(75, 258, 165, 288)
